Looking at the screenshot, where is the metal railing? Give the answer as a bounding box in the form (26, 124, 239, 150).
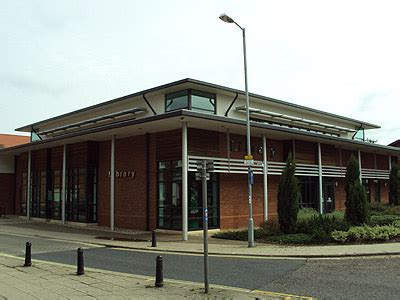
(188, 155, 390, 179)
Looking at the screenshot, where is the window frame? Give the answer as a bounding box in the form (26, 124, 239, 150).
(165, 89, 216, 114)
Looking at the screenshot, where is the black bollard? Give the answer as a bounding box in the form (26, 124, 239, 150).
(77, 248, 84, 275)
(155, 255, 163, 287)
(24, 242, 32, 267)
(151, 230, 157, 247)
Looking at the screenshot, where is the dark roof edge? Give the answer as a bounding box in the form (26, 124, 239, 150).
(16, 78, 380, 132)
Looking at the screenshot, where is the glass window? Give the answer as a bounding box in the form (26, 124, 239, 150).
(165, 90, 189, 112)
(191, 90, 216, 114)
(165, 89, 216, 114)
(157, 160, 219, 231)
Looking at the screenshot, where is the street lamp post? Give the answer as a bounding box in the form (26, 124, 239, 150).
(219, 13, 254, 247)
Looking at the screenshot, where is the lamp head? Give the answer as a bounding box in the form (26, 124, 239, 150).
(219, 13, 234, 23)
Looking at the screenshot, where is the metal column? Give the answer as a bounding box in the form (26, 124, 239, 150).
(61, 145, 67, 224)
(110, 135, 116, 232)
(358, 150, 362, 183)
(318, 142, 323, 214)
(262, 134, 268, 222)
(27, 150, 31, 220)
(182, 122, 188, 241)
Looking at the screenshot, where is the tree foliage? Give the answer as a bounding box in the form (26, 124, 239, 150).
(345, 155, 370, 225)
(278, 153, 300, 234)
(389, 163, 399, 206)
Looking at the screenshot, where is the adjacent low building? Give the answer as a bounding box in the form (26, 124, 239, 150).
(0, 78, 399, 239)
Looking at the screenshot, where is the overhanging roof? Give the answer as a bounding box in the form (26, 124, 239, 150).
(15, 78, 380, 132)
(2, 110, 398, 157)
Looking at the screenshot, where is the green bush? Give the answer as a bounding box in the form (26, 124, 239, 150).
(296, 214, 349, 234)
(277, 153, 300, 234)
(261, 218, 281, 235)
(297, 208, 319, 221)
(370, 203, 400, 216)
(266, 233, 314, 244)
(212, 228, 267, 241)
(369, 215, 400, 226)
(331, 224, 400, 243)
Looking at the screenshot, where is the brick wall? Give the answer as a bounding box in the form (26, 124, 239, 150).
(219, 173, 264, 229)
(0, 173, 15, 215)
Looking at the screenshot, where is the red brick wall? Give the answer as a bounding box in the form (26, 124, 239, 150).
(0, 173, 15, 215)
(14, 153, 28, 215)
(114, 135, 147, 230)
(335, 178, 346, 211)
(321, 144, 340, 166)
(376, 154, 389, 170)
(361, 152, 374, 169)
(219, 173, 264, 229)
(97, 134, 158, 231)
(295, 140, 317, 164)
(97, 141, 111, 227)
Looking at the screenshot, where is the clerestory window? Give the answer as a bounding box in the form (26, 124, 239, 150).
(165, 89, 216, 114)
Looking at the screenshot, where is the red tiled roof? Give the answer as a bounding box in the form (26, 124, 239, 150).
(0, 134, 30, 148)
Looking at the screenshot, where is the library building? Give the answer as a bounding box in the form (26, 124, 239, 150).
(0, 78, 399, 240)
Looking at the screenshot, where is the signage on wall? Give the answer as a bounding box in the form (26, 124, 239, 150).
(108, 170, 136, 179)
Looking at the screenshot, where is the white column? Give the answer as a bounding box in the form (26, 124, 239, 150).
(262, 134, 268, 222)
(27, 150, 32, 220)
(388, 154, 392, 171)
(110, 135, 116, 232)
(292, 139, 296, 160)
(61, 145, 67, 224)
(358, 149, 362, 183)
(182, 122, 188, 241)
(318, 142, 323, 214)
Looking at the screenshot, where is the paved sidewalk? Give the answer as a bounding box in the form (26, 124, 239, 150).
(1, 217, 400, 258)
(0, 254, 308, 299)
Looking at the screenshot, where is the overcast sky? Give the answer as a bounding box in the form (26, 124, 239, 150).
(1, 0, 399, 145)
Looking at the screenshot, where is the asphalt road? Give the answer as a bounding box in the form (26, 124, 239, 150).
(1, 232, 400, 299)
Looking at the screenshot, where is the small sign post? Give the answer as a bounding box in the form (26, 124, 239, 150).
(196, 159, 214, 294)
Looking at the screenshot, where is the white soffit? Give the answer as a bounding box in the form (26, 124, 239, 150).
(235, 106, 357, 134)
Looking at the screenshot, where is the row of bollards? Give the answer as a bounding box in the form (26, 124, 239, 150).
(22, 241, 164, 287)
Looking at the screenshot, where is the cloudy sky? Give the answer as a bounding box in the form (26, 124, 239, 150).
(1, 0, 399, 144)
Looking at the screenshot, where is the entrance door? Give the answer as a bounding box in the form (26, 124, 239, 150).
(323, 181, 335, 213)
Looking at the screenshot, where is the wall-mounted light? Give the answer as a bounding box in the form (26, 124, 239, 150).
(335, 181, 339, 187)
(384, 181, 388, 187)
(269, 147, 276, 158)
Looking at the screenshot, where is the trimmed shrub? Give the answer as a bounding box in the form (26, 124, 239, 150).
(212, 228, 266, 241)
(296, 214, 350, 243)
(389, 164, 399, 205)
(266, 233, 314, 244)
(331, 224, 400, 243)
(370, 203, 400, 216)
(370, 215, 400, 226)
(261, 218, 281, 236)
(277, 153, 300, 234)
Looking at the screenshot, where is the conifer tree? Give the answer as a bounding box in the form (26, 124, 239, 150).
(345, 155, 369, 224)
(277, 153, 300, 233)
(389, 163, 399, 205)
